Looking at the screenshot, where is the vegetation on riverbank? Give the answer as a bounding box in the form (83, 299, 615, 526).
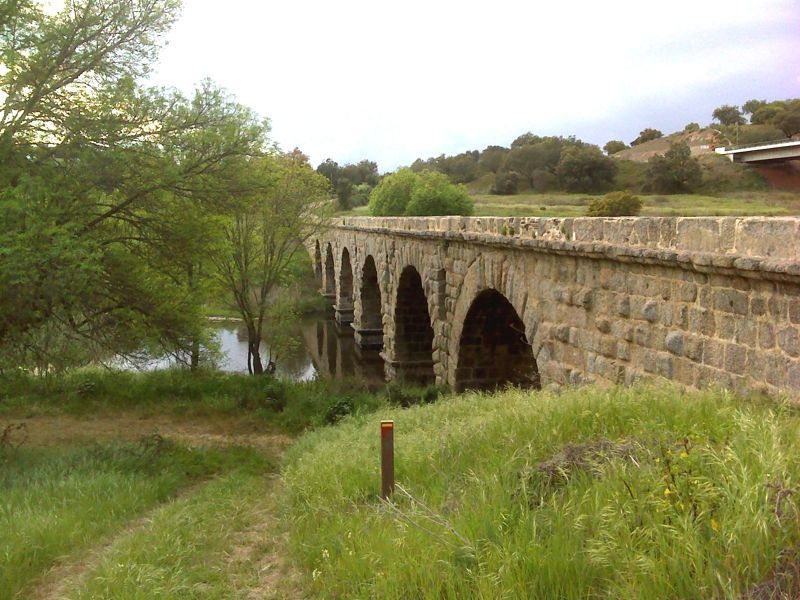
(340, 189, 800, 218)
(283, 384, 800, 598)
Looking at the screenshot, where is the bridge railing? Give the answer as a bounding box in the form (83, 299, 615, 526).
(718, 137, 796, 152)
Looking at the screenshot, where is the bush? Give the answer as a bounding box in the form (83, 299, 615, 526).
(587, 191, 643, 216)
(645, 142, 702, 193)
(556, 146, 617, 193)
(603, 140, 627, 155)
(490, 170, 519, 195)
(368, 169, 473, 216)
(405, 171, 474, 216)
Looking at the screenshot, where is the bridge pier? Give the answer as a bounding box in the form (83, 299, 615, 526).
(353, 327, 383, 350)
(383, 356, 436, 386)
(334, 304, 354, 326)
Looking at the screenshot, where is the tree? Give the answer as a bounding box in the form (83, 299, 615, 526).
(743, 99, 767, 120)
(683, 122, 700, 132)
(630, 128, 663, 146)
(510, 132, 541, 148)
(368, 169, 473, 216)
(368, 168, 418, 216)
(404, 171, 474, 216)
(502, 137, 565, 188)
(213, 154, 329, 375)
(645, 143, 702, 193)
(316, 159, 340, 189)
(775, 104, 800, 137)
(477, 145, 509, 174)
(490, 171, 519, 195)
(712, 105, 745, 126)
(0, 0, 270, 370)
(556, 146, 617, 193)
(603, 140, 627, 155)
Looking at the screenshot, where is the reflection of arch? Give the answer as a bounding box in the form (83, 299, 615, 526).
(455, 289, 539, 392)
(336, 248, 354, 325)
(313, 240, 322, 283)
(393, 266, 435, 383)
(356, 255, 383, 349)
(324, 244, 336, 296)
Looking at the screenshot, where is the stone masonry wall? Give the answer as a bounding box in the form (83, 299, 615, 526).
(310, 216, 800, 398)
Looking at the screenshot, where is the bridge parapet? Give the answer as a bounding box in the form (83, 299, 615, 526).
(334, 216, 800, 281)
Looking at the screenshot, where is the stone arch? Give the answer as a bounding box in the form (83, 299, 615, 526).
(324, 243, 336, 297)
(336, 247, 354, 324)
(355, 254, 383, 349)
(392, 265, 435, 384)
(455, 289, 539, 392)
(446, 252, 544, 389)
(313, 240, 322, 283)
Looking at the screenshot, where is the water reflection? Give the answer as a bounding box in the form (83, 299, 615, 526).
(215, 318, 386, 385)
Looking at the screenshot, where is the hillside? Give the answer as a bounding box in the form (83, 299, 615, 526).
(614, 128, 718, 162)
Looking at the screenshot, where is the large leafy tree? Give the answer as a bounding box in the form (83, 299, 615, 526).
(0, 0, 270, 370)
(645, 143, 702, 193)
(213, 153, 329, 375)
(556, 146, 617, 193)
(368, 169, 473, 216)
(712, 105, 745, 126)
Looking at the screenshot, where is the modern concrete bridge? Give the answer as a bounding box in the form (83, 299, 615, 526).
(309, 216, 800, 397)
(715, 139, 800, 163)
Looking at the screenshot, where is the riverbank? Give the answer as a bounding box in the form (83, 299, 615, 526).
(5, 371, 799, 598)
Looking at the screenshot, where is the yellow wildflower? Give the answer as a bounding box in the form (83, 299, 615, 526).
(680, 451, 689, 459)
(711, 519, 719, 532)
(664, 488, 672, 497)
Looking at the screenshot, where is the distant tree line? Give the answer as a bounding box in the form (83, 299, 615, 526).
(316, 159, 380, 210)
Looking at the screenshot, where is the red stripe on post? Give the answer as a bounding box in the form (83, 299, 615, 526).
(381, 420, 394, 499)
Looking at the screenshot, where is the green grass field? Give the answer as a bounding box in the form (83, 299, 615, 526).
(341, 190, 800, 218)
(284, 384, 800, 599)
(5, 372, 800, 598)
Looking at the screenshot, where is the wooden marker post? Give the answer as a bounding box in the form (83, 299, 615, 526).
(380, 420, 395, 500)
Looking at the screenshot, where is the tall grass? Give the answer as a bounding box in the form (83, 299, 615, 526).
(283, 385, 800, 598)
(0, 369, 387, 433)
(70, 467, 271, 599)
(0, 439, 271, 599)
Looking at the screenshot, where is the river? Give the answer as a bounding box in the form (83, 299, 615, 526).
(119, 317, 387, 385)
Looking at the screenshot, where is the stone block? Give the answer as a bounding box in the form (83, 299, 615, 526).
(616, 296, 630, 317)
(724, 344, 747, 373)
(689, 307, 715, 336)
(777, 327, 800, 358)
(665, 331, 684, 356)
(596, 318, 611, 334)
(759, 323, 775, 350)
(703, 339, 725, 369)
(643, 301, 659, 323)
(684, 336, 704, 362)
(713, 289, 749, 315)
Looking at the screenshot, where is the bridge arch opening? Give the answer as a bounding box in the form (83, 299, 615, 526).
(313, 240, 322, 283)
(455, 289, 539, 393)
(324, 244, 335, 296)
(393, 266, 435, 384)
(358, 255, 383, 349)
(338, 248, 354, 312)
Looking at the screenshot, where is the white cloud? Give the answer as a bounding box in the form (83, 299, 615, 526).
(150, 0, 800, 170)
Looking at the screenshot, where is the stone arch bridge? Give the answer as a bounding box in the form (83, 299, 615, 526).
(309, 216, 800, 397)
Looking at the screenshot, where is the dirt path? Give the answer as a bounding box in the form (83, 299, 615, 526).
(12, 413, 303, 600)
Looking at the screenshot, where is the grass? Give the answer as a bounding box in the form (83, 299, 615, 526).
(469, 191, 800, 218)
(0, 437, 272, 599)
(69, 466, 270, 599)
(340, 190, 800, 218)
(0, 368, 387, 434)
(283, 384, 800, 598)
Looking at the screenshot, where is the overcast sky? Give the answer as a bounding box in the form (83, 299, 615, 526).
(149, 0, 800, 172)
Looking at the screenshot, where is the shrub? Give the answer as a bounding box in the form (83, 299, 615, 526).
(645, 142, 702, 193)
(405, 171, 474, 216)
(490, 171, 519, 195)
(587, 191, 643, 216)
(368, 169, 473, 216)
(603, 140, 627, 155)
(556, 146, 618, 193)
